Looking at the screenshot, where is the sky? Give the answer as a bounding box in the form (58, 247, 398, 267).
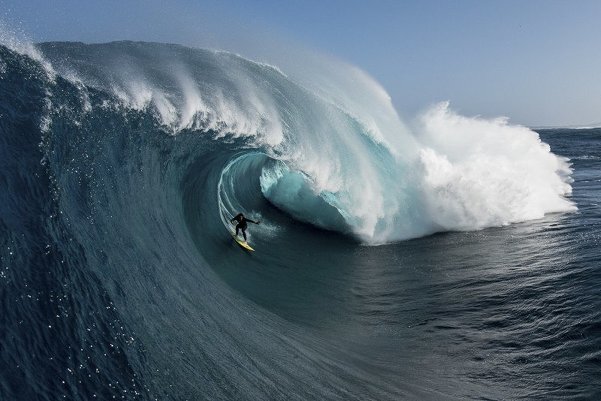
(2, 0, 600, 127)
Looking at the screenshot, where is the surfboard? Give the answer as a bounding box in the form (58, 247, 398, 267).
(232, 234, 255, 251)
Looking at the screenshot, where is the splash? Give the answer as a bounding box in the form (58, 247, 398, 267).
(0, 20, 55, 78)
(416, 102, 575, 234)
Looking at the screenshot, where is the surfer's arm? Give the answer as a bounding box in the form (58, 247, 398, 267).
(247, 219, 260, 224)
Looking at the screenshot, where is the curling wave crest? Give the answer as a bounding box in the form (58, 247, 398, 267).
(29, 40, 575, 244)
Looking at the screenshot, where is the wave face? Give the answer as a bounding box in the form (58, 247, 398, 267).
(2, 40, 594, 401)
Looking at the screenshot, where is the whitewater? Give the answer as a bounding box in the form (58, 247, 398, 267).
(1, 39, 599, 401)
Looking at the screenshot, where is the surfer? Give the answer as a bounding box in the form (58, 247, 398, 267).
(231, 213, 260, 241)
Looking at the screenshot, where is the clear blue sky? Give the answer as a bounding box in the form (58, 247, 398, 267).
(3, 0, 600, 126)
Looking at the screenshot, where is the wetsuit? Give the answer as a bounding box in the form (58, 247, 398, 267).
(231, 213, 258, 241)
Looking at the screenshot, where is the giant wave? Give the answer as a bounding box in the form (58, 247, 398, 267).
(23, 40, 576, 245)
(0, 36, 586, 401)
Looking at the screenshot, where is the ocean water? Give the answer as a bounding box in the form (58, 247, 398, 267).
(1, 40, 599, 400)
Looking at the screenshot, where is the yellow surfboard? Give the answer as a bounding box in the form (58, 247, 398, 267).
(232, 234, 255, 251)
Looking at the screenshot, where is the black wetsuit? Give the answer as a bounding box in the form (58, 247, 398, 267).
(231, 213, 258, 241)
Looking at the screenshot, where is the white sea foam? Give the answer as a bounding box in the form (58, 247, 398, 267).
(416, 103, 575, 234)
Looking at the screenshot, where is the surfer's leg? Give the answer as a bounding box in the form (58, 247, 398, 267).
(242, 228, 247, 241)
(235, 225, 240, 237)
